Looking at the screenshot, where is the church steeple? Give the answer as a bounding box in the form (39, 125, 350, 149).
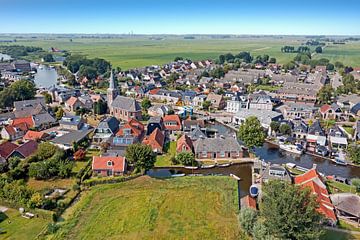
(107, 69, 118, 111)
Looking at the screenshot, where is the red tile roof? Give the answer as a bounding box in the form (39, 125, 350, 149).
(319, 104, 331, 114)
(13, 140, 38, 158)
(0, 142, 19, 159)
(12, 116, 34, 128)
(23, 130, 48, 141)
(4, 123, 28, 136)
(142, 128, 165, 152)
(66, 96, 79, 107)
(116, 118, 144, 138)
(163, 114, 182, 131)
(176, 134, 193, 152)
(242, 195, 257, 209)
(294, 168, 337, 222)
(92, 156, 126, 172)
(149, 88, 160, 95)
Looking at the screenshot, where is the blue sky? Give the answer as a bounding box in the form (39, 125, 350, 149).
(1, 0, 359, 35)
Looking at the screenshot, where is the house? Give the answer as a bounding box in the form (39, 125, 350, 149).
(330, 193, 360, 224)
(182, 118, 205, 132)
(147, 105, 172, 117)
(248, 93, 273, 111)
(142, 128, 165, 153)
(13, 98, 47, 118)
(193, 136, 244, 160)
(23, 130, 49, 141)
(192, 95, 207, 107)
(319, 104, 342, 120)
(261, 163, 291, 183)
(306, 120, 326, 152)
(146, 116, 164, 135)
(328, 126, 348, 150)
(187, 125, 207, 141)
(278, 103, 317, 120)
(113, 119, 144, 146)
(51, 129, 93, 150)
(294, 167, 337, 225)
(206, 93, 225, 110)
(110, 96, 142, 121)
(163, 115, 182, 133)
(292, 121, 308, 140)
(93, 117, 120, 143)
(176, 135, 193, 153)
(8, 140, 38, 159)
(13, 60, 31, 72)
(0, 141, 19, 160)
(92, 156, 126, 176)
(1, 123, 28, 140)
(350, 103, 360, 117)
(59, 115, 84, 131)
(337, 94, 360, 110)
(232, 109, 283, 129)
(32, 112, 56, 130)
(65, 96, 84, 113)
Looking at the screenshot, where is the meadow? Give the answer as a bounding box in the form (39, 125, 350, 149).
(1, 36, 359, 69)
(50, 176, 243, 240)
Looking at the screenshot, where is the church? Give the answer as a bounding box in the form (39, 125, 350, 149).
(107, 70, 142, 121)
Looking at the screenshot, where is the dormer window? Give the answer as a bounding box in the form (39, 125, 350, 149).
(107, 161, 113, 166)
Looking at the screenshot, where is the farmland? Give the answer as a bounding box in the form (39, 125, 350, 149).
(50, 176, 244, 240)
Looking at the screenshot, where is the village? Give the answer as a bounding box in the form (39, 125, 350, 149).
(0, 41, 359, 239)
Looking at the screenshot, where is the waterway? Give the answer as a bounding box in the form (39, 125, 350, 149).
(34, 65, 58, 88)
(207, 121, 359, 179)
(147, 163, 253, 197)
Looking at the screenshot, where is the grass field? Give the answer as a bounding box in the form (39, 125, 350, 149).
(51, 176, 242, 240)
(0, 208, 51, 240)
(155, 141, 177, 167)
(1, 36, 359, 69)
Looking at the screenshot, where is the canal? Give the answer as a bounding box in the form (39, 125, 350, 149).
(207, 120, 360, 179)
(147, 163, 253, 197)
(34, 65, 58, 88)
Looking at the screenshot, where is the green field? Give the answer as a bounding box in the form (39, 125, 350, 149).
(1, 36, 360, 69)
(0, 208, 51, 240)
(51, 176, 243, 240)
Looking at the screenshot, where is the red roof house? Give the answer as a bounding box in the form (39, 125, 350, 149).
(163, 114, 182, 132)
(142, 128, 165, 153)
(65, 96, 84, 113)
(23, 130, 49, 141)
(92, 156, 126, 176)
(10, 140, 38, 159)
(294, 167, 337, 225)
(176, 134, 193, 153)
(1, 123, 28, 140)
(114, 118, 145, 146)
(11, 116, 34, 128)
(0, 142, 19, 159)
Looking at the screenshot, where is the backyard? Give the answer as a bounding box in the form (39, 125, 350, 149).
(50, 176, 243, 240)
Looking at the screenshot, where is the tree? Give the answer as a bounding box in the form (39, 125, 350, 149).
(268, 57, 276, 64)
(347, 144, 360, 164)
(43, 54, 55, 62)
(125, 144, 156, 172)
(270, 121, 280, 133)
(202, 100, 211, 111)
(352, 178, 360, 192)
(42, 92, 53, 104)
(315, 46, 323, 53)
(238, 116, 266, 148)
(36, 142, 58, 160)
(78, 65, 97, 80)
(141, 98, 152, 110)
(317, 85, 333, 104)
(93, 100, 107, 115)
(175, 152, 197, 166)
(0, 80, 36, 108)
(55, 107, 64, 120)
(74, 149, 86, 161)
(279, 124, 291, 135)
(326, 63, 335, 71)
(260, 180, 323, 240)
(28, 192, 44, 208)
(174, 56, 183, 62)
(238, 208, 258, 236)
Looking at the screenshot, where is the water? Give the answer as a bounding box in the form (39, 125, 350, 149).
(148, 163, 253, 197)
(34, 65, 58, 88)
(0, 53, 12, 61)
(208, 121, 360, 179)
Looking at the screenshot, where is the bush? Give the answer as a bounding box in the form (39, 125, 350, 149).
(238, 208, 258, 235)
(47, 223, 59, 234)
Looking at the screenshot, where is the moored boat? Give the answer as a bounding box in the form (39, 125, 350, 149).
(279, 144, 303, 155)
(184, 166, 198, 170)
(217, 163, 231, 167)
(201, 164, 216, 169)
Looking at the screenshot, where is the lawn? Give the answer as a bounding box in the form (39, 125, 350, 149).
(0, 208, 51, 240)
(326, 180, 357, 194)
(51, 176, 243, 240)
(155, 141, 177, 167)
(27, 178, 76, 192)
(322, 229, 360, 240)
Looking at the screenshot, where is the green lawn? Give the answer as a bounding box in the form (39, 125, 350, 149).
(155, 141, 177, 167)
(326, 180, 357, 194)
(322, 229, 360, 240)
(0, 208, 51, 240)
(50, 176, 243, 240)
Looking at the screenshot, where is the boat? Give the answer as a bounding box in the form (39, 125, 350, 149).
(285, 163, 296, 169)
(217, 163, 231, 167)
(249, 184, 260, 198)
(279, 144, 303, 155)
(184, 166, 198, 170)
(334, 152, 347, 166)
(201, 164, 216, 169)
(171, 173, 186, 177)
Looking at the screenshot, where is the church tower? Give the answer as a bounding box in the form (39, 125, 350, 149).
(107, 69, 118, 111)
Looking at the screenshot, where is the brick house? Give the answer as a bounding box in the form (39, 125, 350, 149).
(92, 156, 126, 176)
(176, 135, 193, 153)
(142, 128, 165, 153)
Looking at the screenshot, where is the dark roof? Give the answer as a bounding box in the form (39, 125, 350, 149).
(331, 193, 360, 218)
(308, 120, 325, 136)
(51, 129, 93, 146)
(188, 125, 207, 141)
(194, 136, 242, 153)
(97, 117, 120, 133)
(0, 142, 18, 159)
(350, 102, 360, 115)
(33, 112, 56, 126)
(59, 115, 83, 126)
(13, 140, 38, 158)
(14, 98, 46, 110)
(111, 96, 141, 112)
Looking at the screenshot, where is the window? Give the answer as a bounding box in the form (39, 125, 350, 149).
(107, 161, 113, 166)
(220, 151, 225, 158)
(202, 151, 207, 157)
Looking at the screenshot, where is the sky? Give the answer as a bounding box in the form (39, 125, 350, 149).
(1, 0, 360, 35)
